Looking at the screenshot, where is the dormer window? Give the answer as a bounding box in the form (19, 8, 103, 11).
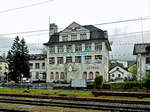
(80, 33, 87, 40)
(62, 35, 68, 41)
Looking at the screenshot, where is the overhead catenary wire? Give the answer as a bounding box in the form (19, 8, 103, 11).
(0, 0, 54, 14)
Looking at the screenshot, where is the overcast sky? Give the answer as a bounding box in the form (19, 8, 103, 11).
(0, 0, 150, 60)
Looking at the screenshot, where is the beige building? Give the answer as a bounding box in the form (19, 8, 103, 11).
(44, 22, 111, 82)
(0, 56, 8, 81)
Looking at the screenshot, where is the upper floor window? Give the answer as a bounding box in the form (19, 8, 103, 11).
(75, 56, 81, 63)
(85, 56, 92, 63)
(42, 63, 45, 69)
(29, 63, 33, 69)
(66, 57, 72, 63)
(35, 63, 40, 69)
(66, 45, 72, 52)
(71, 34, 77, 41)
(75, 44, 82, 52)
(57, 57, 63, 64)
(62, 36, 68, 41)
(95, 43, 102, 51)
(146, 57, 150, 64)
(57, 46, 64, 53)
(80, 33, 87, 40)
(49, 57, 55, 64)
(49, 46, 55, 53)
(95, 55, 102, 63)
(85, 43, 91, 51)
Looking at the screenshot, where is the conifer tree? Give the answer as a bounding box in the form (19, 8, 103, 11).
(7, 36, 30, 83)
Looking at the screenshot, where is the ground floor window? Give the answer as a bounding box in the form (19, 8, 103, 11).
(95, 72, 99, 77)
(89, 72, 94, 80)
(60, 72, 65, 79)
(36, 72, 39, 79)
(50, 72, 54, 80)
(55, 72, 59, 80)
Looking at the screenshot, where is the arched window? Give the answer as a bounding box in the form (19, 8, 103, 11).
(118, 74, 121, 77)
(82, 72, 87, 79)
(50, 72, 54, 80)
(95, 72, 99, 77)
(112, 74, 114, 77)
(89, 72, 93, 80)
(56, 72, 59, 80)
(60, 72, 65, 79)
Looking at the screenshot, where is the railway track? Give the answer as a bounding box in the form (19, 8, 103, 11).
(0, 95, 149, 112)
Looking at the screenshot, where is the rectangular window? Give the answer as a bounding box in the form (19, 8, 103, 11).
(62, 36, 68, 41)
(57, 46, 64, 53)
(95, 55, 102, 63)
(36, 72, 39, 79)
(35, 63, 40, 69)
(71, 34, 77, 41)
(85, 43, 91, 51)
(146, 57, 150, 64)
(42, 63, 45, 69)
(57, 57, 63, 64)
(80, 33, 87, 40)
(66, 45, 72, 52)
(75, 44, 82, 52)
(49, 57, 55, 64)
(95, 43, 102, 51)
(66, 57, 72, 63)
(75, 56, 81, 63)
(43, 73, 46, 79)
(85, 56, 92, 63)
(29, 63, 33, 69)
(49, 46, 55, 53)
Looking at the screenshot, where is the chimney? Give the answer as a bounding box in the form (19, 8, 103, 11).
(104, 30, 108, 39)
(49, 23, 58, 37)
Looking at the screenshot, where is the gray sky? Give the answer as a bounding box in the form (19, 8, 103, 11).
(0, 0, 150, 60)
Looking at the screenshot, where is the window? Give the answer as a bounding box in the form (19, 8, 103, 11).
(57, 57, 63, 64)
(50, 72, 54, 80)
(80, 33, 87, 40)
(55, 72, 59, 80)
(95, 72, 99, 77)
(62, 36, 68, 41)
(71, 34, 77, 41)
(36, 72, 39, 79)
(95, 43, 102, 51)
(29, 63, 33, 69)
(43, 73, 46, 79)
(35, 63, 40, 69)
(42, 63, 45, 69)
(95, 55, 102, 63)
(66, 57, 72, 63)
(75, 56, 81, 63)
(66, 45, 72, 52)
(49, 46, 55, 53)
(82, 72, 87, 79)
(85, 56, 92, 63)
(112, 74, 114, 77)
(60, 72, 65, 79)
(146, 57, 150, 64)
(118, 74, 121, 78)
(75, 44, 82, 52)
(30, 72, 32, 77)
(89, 72, 94, 80)
(85, 43, 91, 51)
(57, 46, 64, 53)
(49, 57, 55, 64)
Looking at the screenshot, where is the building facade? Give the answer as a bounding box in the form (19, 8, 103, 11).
(0, 56, 8, 81)
(29, 54, 47, 82)
(133, 43, 150, 80)
(44, 22, 111, 82)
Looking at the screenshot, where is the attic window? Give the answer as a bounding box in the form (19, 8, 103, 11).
(116, 68, 119, 70)
(146, 46, 150, 51)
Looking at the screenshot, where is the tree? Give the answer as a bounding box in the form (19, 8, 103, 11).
(94, 75, 103, 89)
(7, 36, 30, 83)
(129, 64, 137, 81)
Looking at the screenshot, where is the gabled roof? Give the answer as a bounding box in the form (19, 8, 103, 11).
(44, 22, 106, 45)
(0, 56, 5, 62)
(109, 63, 128, 71)
(133, 43, 150, 55)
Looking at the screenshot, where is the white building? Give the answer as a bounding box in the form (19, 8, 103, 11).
(109, 64, 132, 82)
(29, 54, 47, 82)
(133, 43, 150, 81)
(44, 22, 111, 82)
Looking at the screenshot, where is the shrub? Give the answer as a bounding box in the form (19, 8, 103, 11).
(143, 78, 150, 89)
(94, 75, 103, 89)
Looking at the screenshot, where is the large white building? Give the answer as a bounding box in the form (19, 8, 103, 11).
(133, 43, 150, 81)
(44, 22, 111, 82)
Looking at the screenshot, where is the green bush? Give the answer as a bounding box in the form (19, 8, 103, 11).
(94, 75, 103, 89)
(143, 78, 150, 89)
